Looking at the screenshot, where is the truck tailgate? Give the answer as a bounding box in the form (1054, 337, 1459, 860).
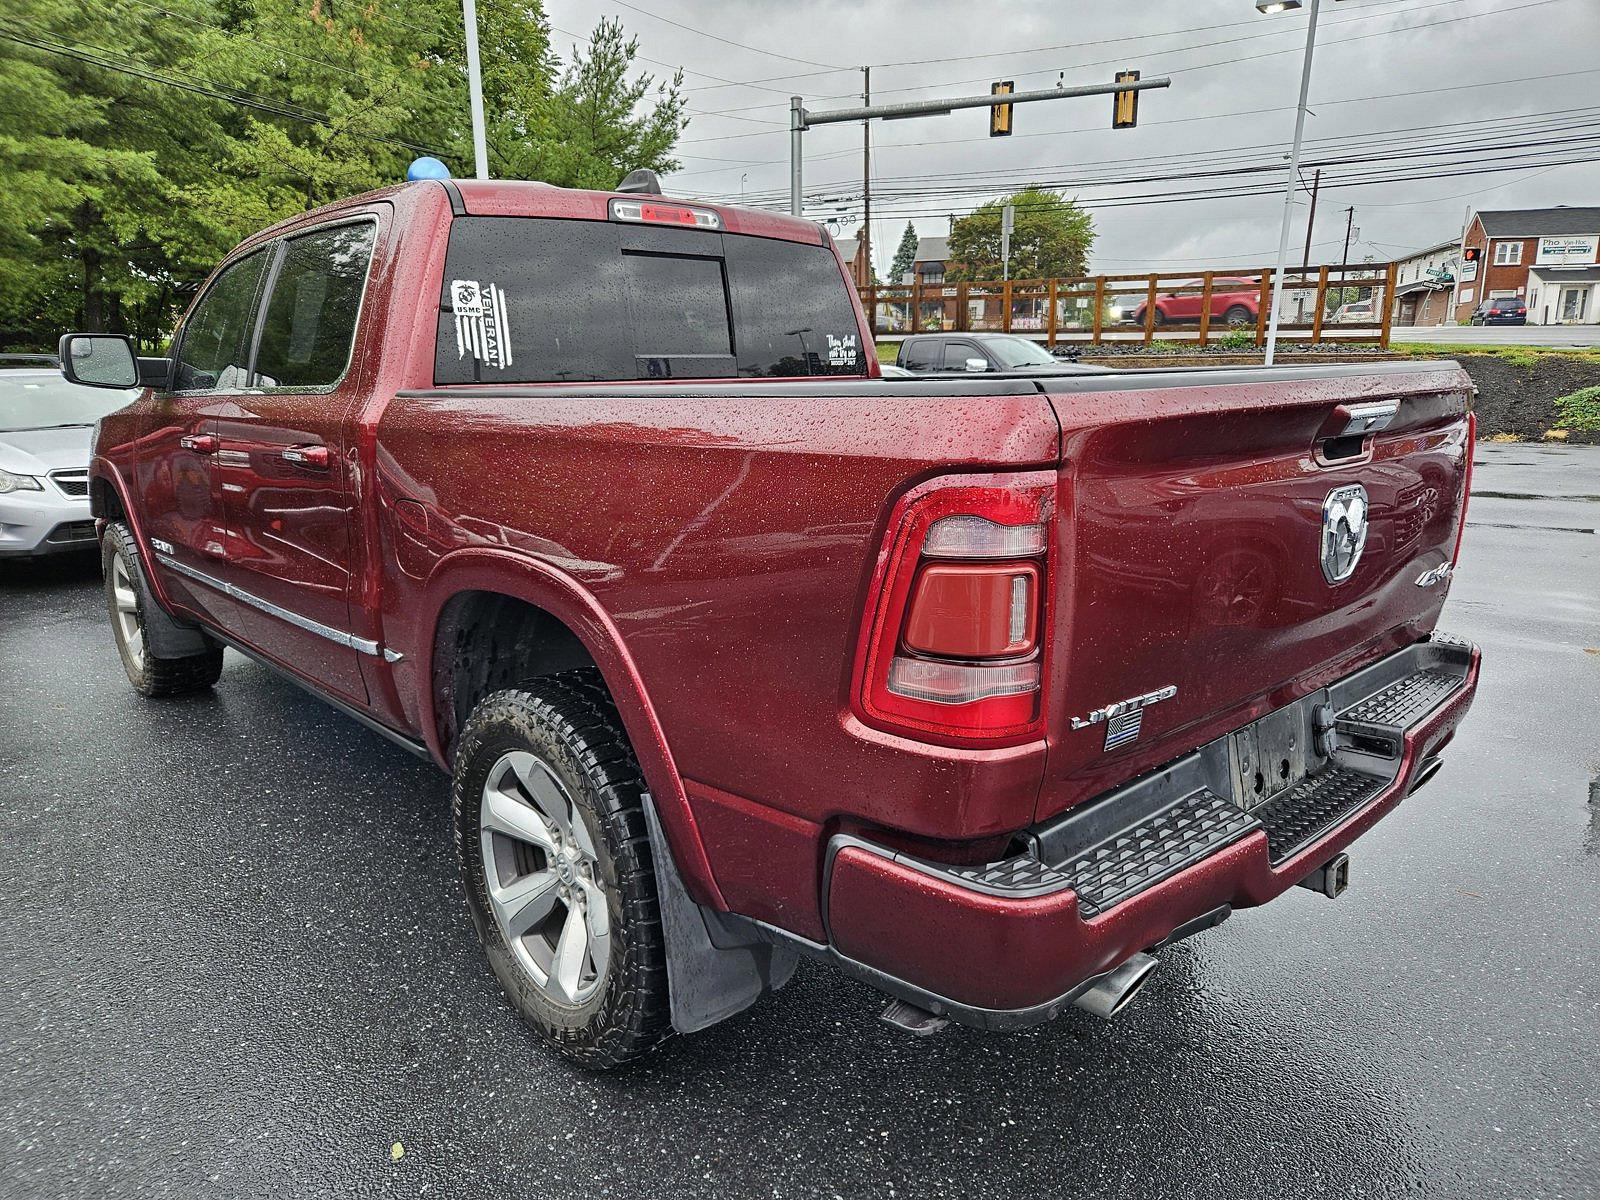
(1035, 362, 1474, 822)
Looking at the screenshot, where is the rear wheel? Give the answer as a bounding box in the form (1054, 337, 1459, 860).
(452, 675, 672, 1069)
(102, 522, 223, 697)
(1223, 304, 1253, 327)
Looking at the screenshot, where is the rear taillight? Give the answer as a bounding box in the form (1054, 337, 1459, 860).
(853, 471, 1056, 746)
(1452, 411, 1476, 566)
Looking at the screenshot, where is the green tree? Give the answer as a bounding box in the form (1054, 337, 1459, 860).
(889, 221, 918, 282)
(0, 0, 684, 351)
(500, 17, 685, 189)
(946, 187, 1094, 282)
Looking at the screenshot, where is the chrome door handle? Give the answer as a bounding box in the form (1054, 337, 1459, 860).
(179, 434, 218, 454)
(282, 444, 331, 469)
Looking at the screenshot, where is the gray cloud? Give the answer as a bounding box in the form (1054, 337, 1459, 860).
(549, 0, 1600, 274)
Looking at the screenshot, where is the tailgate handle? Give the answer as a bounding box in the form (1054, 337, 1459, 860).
(1328, 400, 1399, 438)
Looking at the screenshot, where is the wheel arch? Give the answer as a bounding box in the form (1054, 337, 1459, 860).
(413, 547, 727, 910)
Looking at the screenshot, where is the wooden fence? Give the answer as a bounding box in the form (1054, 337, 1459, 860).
(859, 262, 1399, 349)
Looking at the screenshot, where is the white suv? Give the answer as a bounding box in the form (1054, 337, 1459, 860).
(0, 361, 137, 559)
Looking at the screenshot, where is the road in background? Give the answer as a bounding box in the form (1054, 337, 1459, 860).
(1391, 324, 1600, 348)
(2, 445, 1596, 1199)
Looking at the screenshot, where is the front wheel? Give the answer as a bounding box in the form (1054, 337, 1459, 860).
(452, 675, 672, 1069)
(1223, 304, 1253, 327)
(102, 522, 223, 697)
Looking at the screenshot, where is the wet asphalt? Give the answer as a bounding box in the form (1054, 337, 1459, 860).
(2, 443, 1596, 1200)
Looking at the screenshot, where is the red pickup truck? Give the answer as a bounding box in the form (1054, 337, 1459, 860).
(61, 177, 1480, 1069)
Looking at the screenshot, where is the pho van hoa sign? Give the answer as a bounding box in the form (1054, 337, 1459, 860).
(1536, 235, 1598, 265)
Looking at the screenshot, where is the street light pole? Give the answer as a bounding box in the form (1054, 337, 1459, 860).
(461, 0, 489, 179)
(1263, 0, 1322, 367)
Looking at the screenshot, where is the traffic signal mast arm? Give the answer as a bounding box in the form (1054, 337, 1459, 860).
(788, 75, 1172, 216)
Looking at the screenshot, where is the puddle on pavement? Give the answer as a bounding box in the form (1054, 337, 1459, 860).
(1473, 491, 1600, 502)
(1466, 521, 1597, 535)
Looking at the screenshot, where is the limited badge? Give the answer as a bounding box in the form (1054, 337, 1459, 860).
(451, 279, 513, 370)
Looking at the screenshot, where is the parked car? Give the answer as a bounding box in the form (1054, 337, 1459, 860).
(0, 358, 137, 558)
(897, 332, 1107, 375)
(1469, 297, 1528, 326)
(1130, 277, 1259, 327)
(63, 176, 1480, 1069)
(1332, 299, 1377, 324)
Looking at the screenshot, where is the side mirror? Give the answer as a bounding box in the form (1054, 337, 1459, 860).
(59, 333, 138, 389)
(965, 357, 989, 372)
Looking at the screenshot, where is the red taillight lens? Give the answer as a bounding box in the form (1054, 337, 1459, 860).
(903, 563, 1038, 658)
(853, 472, 1056, 747)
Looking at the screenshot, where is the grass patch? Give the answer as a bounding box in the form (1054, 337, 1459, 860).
(1390, 343, 1600, 367)
(1554, 385, 1600, 431)
(876, 341, 898, 363)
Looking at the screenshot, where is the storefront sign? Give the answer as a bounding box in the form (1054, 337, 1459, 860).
(1536, 235, 1598, 265)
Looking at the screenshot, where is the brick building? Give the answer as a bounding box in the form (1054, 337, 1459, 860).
(834, 229, 870, 287)
(1455, 207, 1600, 325)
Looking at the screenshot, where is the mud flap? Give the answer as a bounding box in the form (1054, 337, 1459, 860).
(126, 537, 216, 659)
(642, 795, 798, 1034)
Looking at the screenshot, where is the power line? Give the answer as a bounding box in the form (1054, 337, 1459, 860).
(599, 0, 844, 70)
(689, 0, 1488, 119)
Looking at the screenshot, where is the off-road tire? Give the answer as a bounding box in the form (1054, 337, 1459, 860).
(452, 674, 672, 1069)
(102, 522, 224, 697)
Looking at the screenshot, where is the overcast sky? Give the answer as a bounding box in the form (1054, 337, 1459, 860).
(544, 0, 1600, 275)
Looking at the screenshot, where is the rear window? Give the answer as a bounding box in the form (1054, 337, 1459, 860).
(435, 217, 867, 383)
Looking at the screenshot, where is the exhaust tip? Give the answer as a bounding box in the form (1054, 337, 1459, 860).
(1072, 952, 1158, 1021)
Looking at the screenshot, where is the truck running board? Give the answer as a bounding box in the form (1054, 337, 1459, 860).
(866, 635, 1475, 920)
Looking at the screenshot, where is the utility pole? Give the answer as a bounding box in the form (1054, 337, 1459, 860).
(861, 66, 871, 287)
(1341, 205, 1356, 267)
(1301, 169, 1321, 269)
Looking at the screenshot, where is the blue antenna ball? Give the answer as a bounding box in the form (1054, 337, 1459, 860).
(407, 157, 451, 181)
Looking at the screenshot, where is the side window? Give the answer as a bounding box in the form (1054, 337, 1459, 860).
(253, 222, 376, 389)
(174, 251, 269, 392)
(903, 341, 937, 371)
(942, 342, 983, 370)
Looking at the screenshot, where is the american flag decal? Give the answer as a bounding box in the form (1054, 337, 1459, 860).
(1103, 708, 1144, 751)
(451, 279, 513, 370)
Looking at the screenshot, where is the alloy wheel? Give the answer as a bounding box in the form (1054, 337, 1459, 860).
(110, 552, 144, 670)
(479, 751, 611, 1006)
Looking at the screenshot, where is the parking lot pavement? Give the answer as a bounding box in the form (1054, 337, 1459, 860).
(1390, 324, 1600, 348)
(2, 443, 1596, 1200)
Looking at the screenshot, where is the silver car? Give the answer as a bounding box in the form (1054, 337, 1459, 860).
(0, 360, 138, 558)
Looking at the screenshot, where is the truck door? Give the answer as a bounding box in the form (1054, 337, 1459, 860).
(213, 218, 378, 705)
(136, 248, 272, 630)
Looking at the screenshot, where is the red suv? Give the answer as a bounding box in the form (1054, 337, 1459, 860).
(1132, 277, 1259, 327)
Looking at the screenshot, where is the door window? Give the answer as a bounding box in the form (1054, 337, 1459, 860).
(174, 251, 269, 392)
(902, 340, 938, 371)
(941, 342, 984, 369)
(254, 222, 377, 389)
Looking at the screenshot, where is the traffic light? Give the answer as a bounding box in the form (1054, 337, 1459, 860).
(1113, 70, 1140, 129)
(990, 81, 1014, 137)
(1462, 246, 1482, 263)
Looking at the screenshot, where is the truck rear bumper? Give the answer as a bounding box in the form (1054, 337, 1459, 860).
(814, 633, 1481, 1030)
